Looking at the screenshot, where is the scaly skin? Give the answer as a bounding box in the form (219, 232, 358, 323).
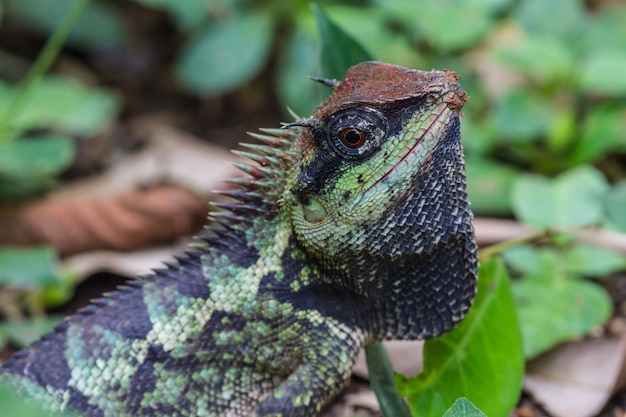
(0, 62, 478, 417)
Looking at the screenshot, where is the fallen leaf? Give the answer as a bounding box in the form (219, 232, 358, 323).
(524, 335, 626, 417)
(0, 185, 207, 256)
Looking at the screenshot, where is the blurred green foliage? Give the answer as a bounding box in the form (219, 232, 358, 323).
(0, 1, 625, 416)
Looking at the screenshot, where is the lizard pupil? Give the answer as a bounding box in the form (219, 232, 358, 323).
(340, 128, 365, 148)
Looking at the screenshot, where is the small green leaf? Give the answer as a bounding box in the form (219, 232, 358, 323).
(566, 244, 626, 278)
(0, 76, 120, 135)
(0, 383, 77, 417)
(568, 105, 626, 166)
(492, 35, 573, 82)
(443, 398, 488, 417)
(313, 4, 372, 80)
(2, 316, 64, 347)
(6, 0, 126, 50)
(492, 90, 556, 143)
(402, 259, 523, 417)
(513, 0, 584, 41)
(465, 156, 519, 215)
(176, 13, 273, 95)
(578, 50, 626, 96)
(603, 180, 626, 231)
(511, 248, 612, 358)
(0, 246, 61, 288)
(0, 135, 75, 179)
(512, 165, 610, 229)
(276, 26, 321, 118)
(133, 0, 208, 28)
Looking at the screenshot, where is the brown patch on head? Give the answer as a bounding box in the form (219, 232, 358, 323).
(312, 61, 468, 119)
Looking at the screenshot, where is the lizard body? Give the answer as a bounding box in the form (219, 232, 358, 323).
(0, 62, 477, 417)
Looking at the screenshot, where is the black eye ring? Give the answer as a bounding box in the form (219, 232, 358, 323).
(324, 107, 388, 159)
(339, 128, 366, 148)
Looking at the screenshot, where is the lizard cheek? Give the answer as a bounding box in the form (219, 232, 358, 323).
(301, 196, 327, 223)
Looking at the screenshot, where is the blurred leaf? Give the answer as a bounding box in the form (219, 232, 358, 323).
(502, 244, 542, 276)
(492, 89, 556, 143)
(568, 105, 626, 166)
(461, 115, 497, 155)
(511, 248, 612, 358)
(603, 180, 626, 230)
(313, 4, 372, 80)
(6, 0, 125, 50)
(577, 6, 626, 57)
(276, 27, 321, 118)
(491, 35, 573, 82)
(2, 316, 64, 347)
(0, 246, 60, 288)
(176, 12, 273, 95)
(0, 384, 76, 417)
(512, 165, 610, 229)
(443, 398, 488, 417)
(0, 77, 120, 135)
(465, 156, 519, 215)
(133, 0, 208, 28)
(0, 135, 74, 179)
(578, 50, 626, 96)
(565, 244, 626, 278)
(377, 0, 499, 51)
(513, 0, 584, 41)
(401, 259, 523, 417)
(324, 4, 422, 68)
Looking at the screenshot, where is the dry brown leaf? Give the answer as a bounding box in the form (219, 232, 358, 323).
(525, 335, 626, 417)
(0, 185, 207, 256)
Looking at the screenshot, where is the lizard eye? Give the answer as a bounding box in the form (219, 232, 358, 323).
(325, 107, 388, 159)
(339, 128, 366, 148)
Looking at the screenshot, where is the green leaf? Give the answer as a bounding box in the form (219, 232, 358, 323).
(276, 26, 322, 118)
(568, 105, 626, 166)
(442, 398, 488, 417)
(0, 246, 61, 288)
(176, 13, 273, 95)
(401, 259, 523, 417)
(133, 0, 208, 28)
(6, 0, 126, 50)
(376, 0, 499, 51)
(512, 165, 610, 229)
(511, 248, 612, 358)
(1, 316, 64, 347)
(0, 77, 120, 135)
(578, 50, 626, 96)
(491, 89, 556, 143)
(0, 383, 77, 417)
(313, 4, 372, 80)
(565, 244, 626, 278)
(465, 156, 519, 215)
(0, 135, 75, 179)
(603, 180, 626, 231)
(323, 4, 422, 69)
(513, 0, 584, 41)
(491, 35, 573, 82)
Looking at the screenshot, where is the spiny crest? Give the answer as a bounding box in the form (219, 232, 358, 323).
(205, 126, 296, 234)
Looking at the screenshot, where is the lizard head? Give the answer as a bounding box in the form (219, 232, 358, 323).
(283, 62, 477, 337)
(286, 61, 469, 257)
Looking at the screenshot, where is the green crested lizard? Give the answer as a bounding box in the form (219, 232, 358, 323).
(0, 62, 478, 417)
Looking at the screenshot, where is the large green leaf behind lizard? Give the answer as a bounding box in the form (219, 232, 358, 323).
(0, 62, 478, 417)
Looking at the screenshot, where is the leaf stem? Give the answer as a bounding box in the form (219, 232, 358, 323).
(0, 0, 90, 143)
(365, 342, 413, 417)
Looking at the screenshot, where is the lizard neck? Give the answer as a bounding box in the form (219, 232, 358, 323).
(303, 122, 478, 340)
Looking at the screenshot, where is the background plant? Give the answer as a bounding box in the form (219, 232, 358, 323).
(1, 0, 625, 416)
